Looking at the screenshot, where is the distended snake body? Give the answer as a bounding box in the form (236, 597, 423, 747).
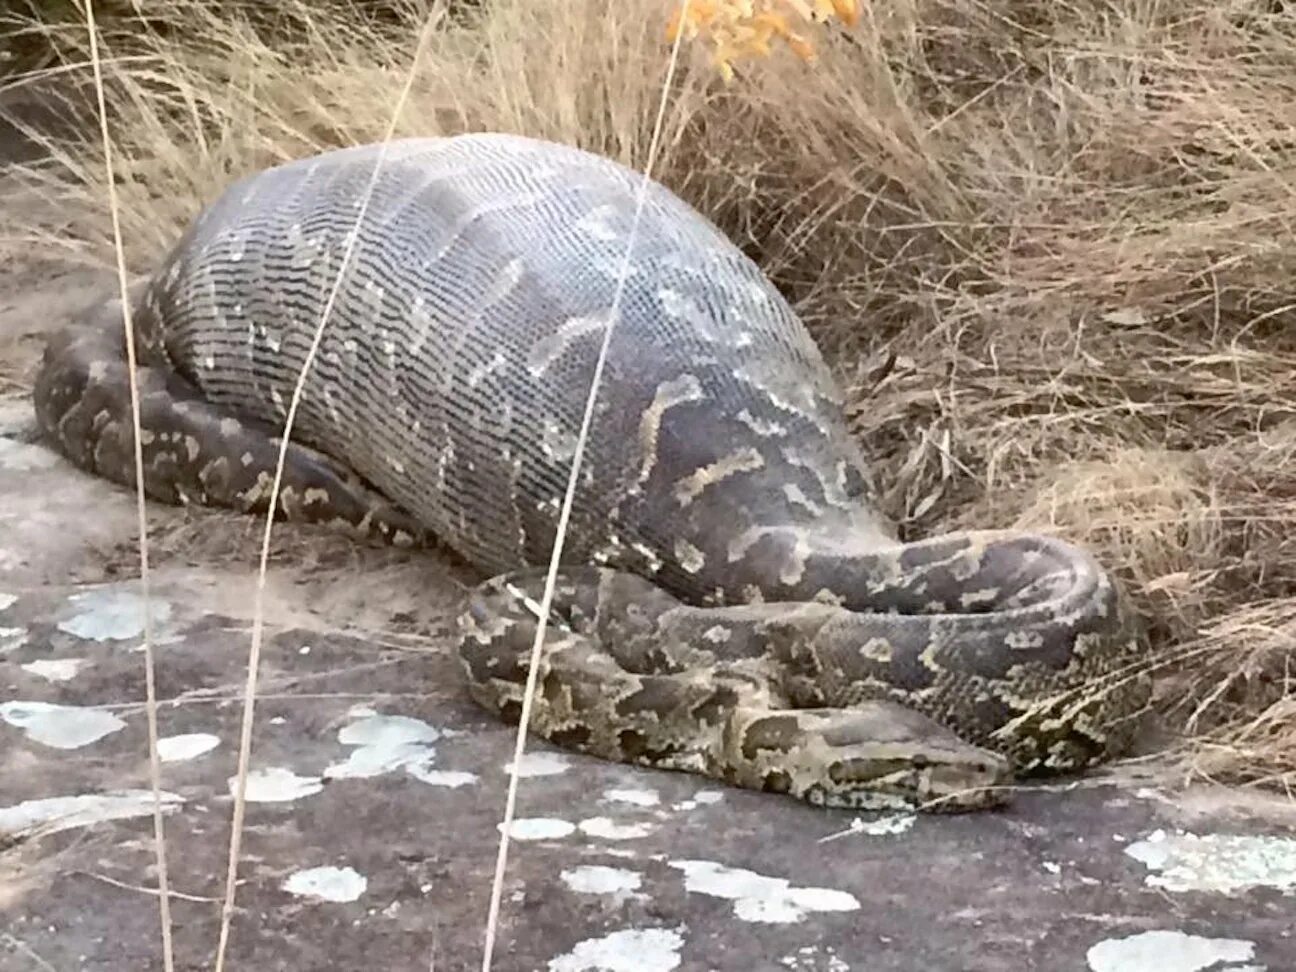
(33, 133, 1150, 811)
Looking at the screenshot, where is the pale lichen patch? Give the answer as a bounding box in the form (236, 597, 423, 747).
(156, 733, 220, 763)
(1, 700, 126, 749)
(228, 767, 324, 803)
(1124, 829, 1296, 894)
(500, 817, 577, 841)
(668, 860, 859, 924)
(579, 817, 655, 840)
(602, 787, 660, 808)
(547, 928, 684, 972)
(20, 658, 87, 682)
(283, 865, 368, 904)
(504, 752, 572, 777)
(57, 587, 173, 642)
(560, 865, 643, 898)
(1086, 930, 1260, 972)
(0, 790, 184, 840)
(326, 712, 448, 781)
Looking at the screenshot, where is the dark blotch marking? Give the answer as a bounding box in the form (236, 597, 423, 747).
(756, 769, 792, 795)
(739, 714, 800, 758)
(550, 725, 592, 750)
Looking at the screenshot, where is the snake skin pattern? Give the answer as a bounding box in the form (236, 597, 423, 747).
(32, 133, 1150, 812)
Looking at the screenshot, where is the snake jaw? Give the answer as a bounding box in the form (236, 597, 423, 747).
(815, 740, 1013, 813)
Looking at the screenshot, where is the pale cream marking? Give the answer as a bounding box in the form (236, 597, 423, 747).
(674, 539, 706, 575)
(435, 439, 455, 492)
(777, 532, 812, 587)
(634, 374, 705, 486)
(673, 447, 764, 507)
(657, 288, 713, 337)
(630, 542, 664, 573)
(481, 256, 526, 309)
(782, 482, 822, 517)
(736, 409, 787, 438)
(733, 366, 820, 421)
(1004, 630, 1045, 650)
(323, 384, 342, 424)
(590, 540, 618, 566)
(303, 487, 330, 506)
(860, 638, 893, 663)
(726, 525, 786, 564)
(592, 255, 640, 280)
(431, 191, 545, 265)
(526, 314, 608, 377)
(468, 351, 509, 390)
(573, 203, 621, 241)
(504, 452, 527, 557)
(959, 588, 1000, 610)
(785, 450, 855, 512)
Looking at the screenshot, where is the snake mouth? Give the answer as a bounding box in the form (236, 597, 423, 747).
(804, 751, 1012, 813)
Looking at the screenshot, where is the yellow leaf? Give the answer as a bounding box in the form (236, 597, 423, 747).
(781, 0, 814, 22)
(666, 7, 682, 41)
(832, 0, 861, 26)
(787, 32, 816, 61)
(669, 0, 853, 76)
(753, 10, 794, 37)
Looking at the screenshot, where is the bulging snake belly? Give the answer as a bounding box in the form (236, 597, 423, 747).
(32, 133, 1151, 812)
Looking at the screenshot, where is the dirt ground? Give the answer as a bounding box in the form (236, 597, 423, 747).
(2, 121, 1295, 972)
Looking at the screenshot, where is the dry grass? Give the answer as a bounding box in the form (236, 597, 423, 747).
(2, 0, 1294, 791)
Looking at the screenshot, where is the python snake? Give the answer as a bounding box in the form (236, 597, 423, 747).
(32, 133, 1150, 811)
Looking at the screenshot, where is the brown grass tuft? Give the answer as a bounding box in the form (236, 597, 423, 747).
(2, 0, 1294, 791)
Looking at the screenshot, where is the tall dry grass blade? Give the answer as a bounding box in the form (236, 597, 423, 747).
(81, 2, 174, 969)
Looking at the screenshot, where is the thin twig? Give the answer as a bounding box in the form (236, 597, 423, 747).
(71, 869, 226, 904)
(0, 934, 59, 972)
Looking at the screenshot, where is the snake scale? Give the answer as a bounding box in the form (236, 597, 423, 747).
(32, 133, 1150, 812)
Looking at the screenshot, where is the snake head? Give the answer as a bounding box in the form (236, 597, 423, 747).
(811, 739, 1013, 813)
(729, 701, 1014, 813)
